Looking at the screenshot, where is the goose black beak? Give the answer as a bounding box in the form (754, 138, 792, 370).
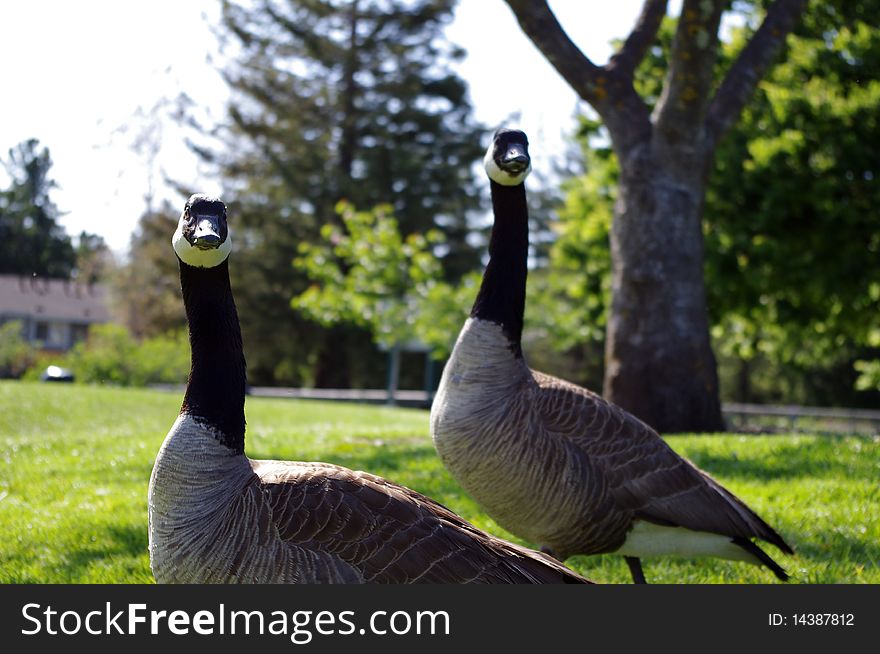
(191, 216, 222, 250)
(499, 146, 530, 174)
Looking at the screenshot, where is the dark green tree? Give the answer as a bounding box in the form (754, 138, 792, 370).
(0, 139, 75, 277)
(187, 0, 486, 387)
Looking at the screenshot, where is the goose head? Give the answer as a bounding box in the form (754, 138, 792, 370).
(172, 194, 231, 268)
(484, 128, 531, 186)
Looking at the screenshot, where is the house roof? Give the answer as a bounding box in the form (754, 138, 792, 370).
(0, 275, 111, 324)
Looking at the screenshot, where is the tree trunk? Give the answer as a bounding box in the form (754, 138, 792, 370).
(737, 358, 751, 403)
(603, 143, 724, 432)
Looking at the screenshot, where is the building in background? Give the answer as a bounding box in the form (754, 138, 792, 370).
(0, 275, 110, 351)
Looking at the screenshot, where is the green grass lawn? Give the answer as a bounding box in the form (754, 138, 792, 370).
(1, 381, 877, 584)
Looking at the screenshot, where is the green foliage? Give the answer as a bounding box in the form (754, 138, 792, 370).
(541, 3, 880, 406)
(855, 329, 880, 391)
(46, 324, 190, 387)
(412, 271, 481, 359)
(854, 360, 880, 391)
(1, 381, 877, 583)
(293, 201, 475, 358)
(534, 118, 614, 353)
(0, 321, 36, 378)
(0, 139, 75, 277)
(704, 0, 880, 404)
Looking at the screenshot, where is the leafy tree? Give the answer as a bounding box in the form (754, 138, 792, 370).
(704, 0, 880, 406)
(0, 139, 75, 277)
(184, 0, 486, 387)
(293, 201, 478, 358)
(73, 231, 113, 284)
(503, 0, 808, 432)
(533, 2, 880, 408)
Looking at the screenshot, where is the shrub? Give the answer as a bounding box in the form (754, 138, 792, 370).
(47, 324, 189, 386)
(0, 320, 37, 378)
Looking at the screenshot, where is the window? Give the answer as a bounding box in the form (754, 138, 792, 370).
(35, 321, 68, 348)
(35, 321, 48, 341)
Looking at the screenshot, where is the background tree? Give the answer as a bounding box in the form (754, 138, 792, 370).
(183, 0, 486, 388)
(528, 1, 880, 410)
(73, 231, 113, 284)
(519, 117, 616, 394)
(705, 0, 880, 407)
(0, 139, 75, 277)
(110, 203, 185, 338)
(293, 200, 482, 358)
(503, 0, 808, 432)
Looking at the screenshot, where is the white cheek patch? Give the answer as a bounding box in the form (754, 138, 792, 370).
(172, 222, 232, 268)
(484, 149, 531, 186)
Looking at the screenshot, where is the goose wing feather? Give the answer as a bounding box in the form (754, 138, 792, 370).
(530, 372, 792, 553)
(255, 460, 592, 584)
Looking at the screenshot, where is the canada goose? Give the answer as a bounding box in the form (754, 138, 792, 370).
(430, 129, 794, 583)
(148, 193, 592, 584)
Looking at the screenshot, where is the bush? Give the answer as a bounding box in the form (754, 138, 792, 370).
(44, 324, 189, 386)
(0, 320, 37, 378)
(129, 330, 190, 386)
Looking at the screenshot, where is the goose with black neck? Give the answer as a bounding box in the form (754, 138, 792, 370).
(147, 193, 593, 584)
(431, 129, 793, 583)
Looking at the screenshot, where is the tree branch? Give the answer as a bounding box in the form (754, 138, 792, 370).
(502, 0, 604, 105)
(653, 0, 725, 149)
(705, 0, 808, 151)
(607, 0, 668, 78)
(502, 0, 652, 154)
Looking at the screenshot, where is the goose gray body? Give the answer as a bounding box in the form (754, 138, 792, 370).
(431, 130, 793, 581)
(149, 414, 588, 584)
(432, 318, 790, 566)
(147, 193, 591, 585)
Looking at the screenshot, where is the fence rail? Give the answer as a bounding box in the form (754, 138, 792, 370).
(151, 385, 880, 434)
(722, 402, 880, 436)
(249, 386, 431, 406)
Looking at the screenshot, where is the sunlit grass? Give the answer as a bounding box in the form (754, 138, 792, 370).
(1, 381, 876, 584)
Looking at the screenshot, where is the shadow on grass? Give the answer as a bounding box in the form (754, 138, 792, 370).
(789, 530, 880, 570)
(682, 438, 875, 483)
(6, 522, 149, 583)
(58, 523, 149, 583)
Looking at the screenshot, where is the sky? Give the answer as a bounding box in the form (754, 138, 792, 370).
(0, 0, 658, 255)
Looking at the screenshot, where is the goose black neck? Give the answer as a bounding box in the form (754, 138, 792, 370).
(179, 258, 246, 453)
(470, 180, 528, 356)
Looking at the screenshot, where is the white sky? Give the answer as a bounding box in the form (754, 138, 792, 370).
(0, 0, 658, 255)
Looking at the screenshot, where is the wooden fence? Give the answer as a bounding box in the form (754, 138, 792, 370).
(722, 402, 880, 436)
(154, 385, 880, 435)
